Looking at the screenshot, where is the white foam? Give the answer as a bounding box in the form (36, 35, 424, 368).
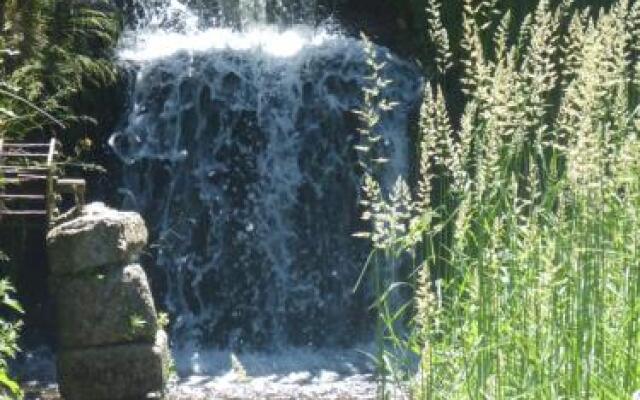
(119, 27, 336, 62)
(169, 346, 378, 399)
(173, 345, 376, 375)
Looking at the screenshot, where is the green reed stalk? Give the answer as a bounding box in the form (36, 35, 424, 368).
(357, 1, 640, 399)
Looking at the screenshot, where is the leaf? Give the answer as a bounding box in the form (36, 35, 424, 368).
(0, 108, 17, 118)
(0, 369, 21, 397)
(369, 282, 410, 311)
(2, 298, 23, 315)
(0, 49, 20, 57)
(353, 250, 376, 293)
(352, 231, 371, 238)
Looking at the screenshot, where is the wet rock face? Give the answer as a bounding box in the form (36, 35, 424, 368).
(318, 0, 414, 53)
(47, 203, 168, 400)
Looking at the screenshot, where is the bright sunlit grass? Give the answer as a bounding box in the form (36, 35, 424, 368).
(357, 0, 640, 398)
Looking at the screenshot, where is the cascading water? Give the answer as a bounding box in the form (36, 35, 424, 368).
(112, 0, 421, 380)
(121, 0, 317, 30)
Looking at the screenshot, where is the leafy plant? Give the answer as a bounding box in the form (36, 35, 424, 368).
(359, 0, 640, 398)
(0, 279, 23, 399)
(1, 0, 120, 138)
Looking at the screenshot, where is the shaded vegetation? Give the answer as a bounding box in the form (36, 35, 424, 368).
(0, 0, 121, 142)
(0, 1, 121, 397)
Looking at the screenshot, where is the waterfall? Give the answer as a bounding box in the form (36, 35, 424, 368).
(121, 0, 317, 30)
(112, 0, 421, 353)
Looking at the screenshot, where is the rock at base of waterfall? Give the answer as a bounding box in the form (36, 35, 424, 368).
(47, 202, 148, 275)
(52, 264, 158, 349)
(58, 330, 170, 400)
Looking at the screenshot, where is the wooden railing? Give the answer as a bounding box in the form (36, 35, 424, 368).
(0, 138, 86, 225)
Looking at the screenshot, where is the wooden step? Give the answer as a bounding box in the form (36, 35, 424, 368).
(0, 194, 46, 200)
(8, 174, 47, 179)
(1, 172, 51, 179)
(0, 165, 51, 171)
(0, 152, 51, 158)
(0, 138, 81, 223)
(1, 143, 52, 148)
(2, 170, 51, 177)
(0, 210, 47, 216)
(1, 175, 49, 185)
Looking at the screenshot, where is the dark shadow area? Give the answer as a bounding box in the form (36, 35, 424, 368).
(0, 220, 56, 387)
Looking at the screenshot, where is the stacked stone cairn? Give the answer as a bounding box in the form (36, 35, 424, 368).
(47, 203, 169, 400)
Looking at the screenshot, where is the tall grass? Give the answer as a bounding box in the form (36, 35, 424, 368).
(358, 0, 640, 398)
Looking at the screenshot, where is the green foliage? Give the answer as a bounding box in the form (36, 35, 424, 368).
(360, 0, 640, 398)
(0, 2, 118, 397)
(157, 312, 170, 330)
(0, 0, 120, 137)
(0, 279, 22, 399)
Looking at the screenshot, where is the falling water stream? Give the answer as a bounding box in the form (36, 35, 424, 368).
(109, 0, 421, 397)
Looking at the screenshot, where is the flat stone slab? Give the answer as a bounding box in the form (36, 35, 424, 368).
(58, 330, 169, 400)
(52, 264, 158, 349)
(47, 202, 148, 275)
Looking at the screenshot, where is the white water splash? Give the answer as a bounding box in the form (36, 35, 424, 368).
(124, 0, 317, 32)
(169, 346, 378, 399)
(119, 27, 335, 61)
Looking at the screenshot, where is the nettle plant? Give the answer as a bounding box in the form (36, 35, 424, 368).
(357, 0, 640, 398)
